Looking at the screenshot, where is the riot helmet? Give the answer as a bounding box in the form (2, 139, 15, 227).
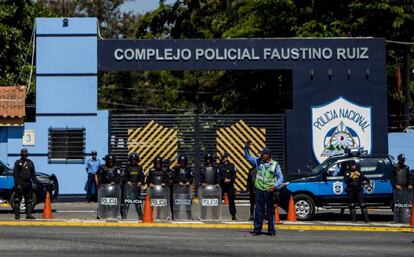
(20, 148, 28, 160)
(104, 154, 115, 167)
(397, 154, 406, 165)
(128, 152, 139, 165)
(153, 156, 163, 170)
(204, 153, 214, 166)
(178, 155, 187, 167)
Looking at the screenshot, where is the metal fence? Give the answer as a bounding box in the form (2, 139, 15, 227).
(109, 113, 285, 192)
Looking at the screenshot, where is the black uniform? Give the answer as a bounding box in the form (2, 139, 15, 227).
(146, 167, 169, 186)
(344, 167, 370, 222)
(392, 164, 413, 189)
(13, 157, 37, 219)
(96, 165, 122, 185)
(121, 165, 145, 219)
(218, 161, 237, 218)
(247, 168, 257, 220)
(199, 164, 219, 185)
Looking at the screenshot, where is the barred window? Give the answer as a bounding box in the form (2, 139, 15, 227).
(48, 128, 85, 163)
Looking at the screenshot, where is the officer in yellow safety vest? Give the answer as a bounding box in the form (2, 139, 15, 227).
(245, 140, 284, 236)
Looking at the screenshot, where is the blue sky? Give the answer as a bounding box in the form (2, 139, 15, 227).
(120, 0, 176, 14)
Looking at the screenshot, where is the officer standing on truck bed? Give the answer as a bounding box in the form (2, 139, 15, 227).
(13, 148, 37, 220)
(344, 160, 370, 222)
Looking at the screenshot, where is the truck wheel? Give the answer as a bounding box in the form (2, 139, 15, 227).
(293, 194, 315, 221)
(9, 192, 37, 213)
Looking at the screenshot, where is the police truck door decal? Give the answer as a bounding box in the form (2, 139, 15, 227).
(312, 97, 372, 163)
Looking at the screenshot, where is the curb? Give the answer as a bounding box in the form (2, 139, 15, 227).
(0, 220, 412, 233)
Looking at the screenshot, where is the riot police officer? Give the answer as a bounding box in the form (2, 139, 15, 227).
(199, 153, 219, 187)
(121, 152, 145, 220)
(13, 148, 37, 219)
(146, 156, 169, 187)
(218, 152, 238, 220)
(95, 155, 122, 186)
(392, 154, 413, 191)
(344, 160, 370, 222)
(172, 155, 193, 186)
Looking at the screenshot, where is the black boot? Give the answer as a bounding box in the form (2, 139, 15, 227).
(361, 207, 370, 223)
(25, 204, 35, 219)
(13, 201, 21, 220)
(349, 207, 357, 222)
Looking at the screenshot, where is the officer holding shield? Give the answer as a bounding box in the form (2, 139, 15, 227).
(392, 154, 413, 191)
(95, 155, 122, 186)
(147, 156, 169, 188)
(200, 153, 219, 187)
(121, 152, 145, 220)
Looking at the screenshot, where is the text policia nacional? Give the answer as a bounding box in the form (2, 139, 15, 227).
(113, 47, 369, 62)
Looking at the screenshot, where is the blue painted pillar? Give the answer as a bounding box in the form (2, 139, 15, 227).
(35, 18, 98, 115)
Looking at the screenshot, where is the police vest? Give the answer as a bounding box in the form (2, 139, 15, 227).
(128, 166, 142, 184)
(395, 165, 410, 187)
(255, 161, 278, 191)
(204, 166, 216, 185)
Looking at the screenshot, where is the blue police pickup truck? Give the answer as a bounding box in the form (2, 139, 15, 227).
(0, 160, 59, 211)
(282, 151, 394, 220)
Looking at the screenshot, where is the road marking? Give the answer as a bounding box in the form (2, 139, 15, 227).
(0, 220, 412, 233)
(56, 210, 96, 213)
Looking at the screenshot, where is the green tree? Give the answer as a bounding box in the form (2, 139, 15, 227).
(0, 0, 52, 85)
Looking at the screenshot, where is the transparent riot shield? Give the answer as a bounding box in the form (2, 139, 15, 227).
(148, 185, 170, 221)
(97, 184, 121, 220)
(121, 183, 143, 220)
(198, 185, 222, 221)
(394, 189, 413, 224)
(173, 184, 192, 220)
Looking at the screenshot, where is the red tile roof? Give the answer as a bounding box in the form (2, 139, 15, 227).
(0, 86, 26, 119)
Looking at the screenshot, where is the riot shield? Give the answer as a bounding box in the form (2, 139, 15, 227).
(198, 185, 222, 221)
(173, 184, 192, 220)
(97, 184, 121, 220)
(148, 185, 170, 221)
(121, 183, 143, 220)
(394, 189, 413, 224)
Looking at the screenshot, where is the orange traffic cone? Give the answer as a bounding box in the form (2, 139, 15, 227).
(275, 205, 281, 224)
(410, 200, 414, 227)
(42, 191, 53, 219)
(223, 193, 229, 205)
(287, 195, 297, 222)
(142, 193, 153, 223)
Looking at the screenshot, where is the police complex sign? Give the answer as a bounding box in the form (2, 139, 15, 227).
(98, 38, 387, 172)
(112, 46, 369, 62)
(99, 39, 372, 71)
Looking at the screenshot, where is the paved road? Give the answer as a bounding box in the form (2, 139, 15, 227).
(0, 226, 412, 257)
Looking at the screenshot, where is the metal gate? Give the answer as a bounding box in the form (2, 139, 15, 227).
(109, 113, 285, 192)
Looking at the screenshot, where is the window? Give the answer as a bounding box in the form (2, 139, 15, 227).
(48, 128, 85, 163)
